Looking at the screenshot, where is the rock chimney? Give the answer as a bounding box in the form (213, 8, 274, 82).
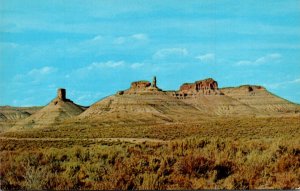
(57, 88, 66, 101)
(152, 76, 157, 88)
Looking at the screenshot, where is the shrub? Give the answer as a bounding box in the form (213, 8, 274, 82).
(213, 160, 236, 181)
(176, 155, 214, 178)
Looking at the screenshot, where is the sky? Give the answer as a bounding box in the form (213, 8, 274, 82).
(0, 0, 300, 106)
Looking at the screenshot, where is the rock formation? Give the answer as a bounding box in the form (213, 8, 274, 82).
(180, 78, 218, 94)
(57, 88, 66, 101)
(180, 78, 218, 92)
(152, 76, 157, 88)
(117, 76, 162, 95)
(170, 78, 221, 99)
(118, 77, 221, 98)
(4, 77, 300, 131)
(130, 81, 152, 90)
(12, 88, 86, 130)
(78, 76, 300, 126)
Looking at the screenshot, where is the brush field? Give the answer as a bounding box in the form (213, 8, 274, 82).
(0, 116, 299, 189)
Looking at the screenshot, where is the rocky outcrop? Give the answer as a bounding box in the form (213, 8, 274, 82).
(57, 88, 66, 101)
(118, 76, 162, 95)
(79, 76, 300, 125)
(179, 78, 218, 93)
(152, 76, 157, 88)
(130, 81, 152, 90)
(12, 88, 86, 130)
(4, 77, 299, 131)
(118, 77, 221, 98)
(172, 78, 220, 98)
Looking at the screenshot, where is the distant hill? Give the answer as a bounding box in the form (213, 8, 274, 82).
(76, 77, 300, 125)
(0, 106, 42, 121)
(2, 77, 299, 131)
(0, 106, 42, 131)
(10, 89, 87, 130)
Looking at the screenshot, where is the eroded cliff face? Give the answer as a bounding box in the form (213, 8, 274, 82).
(172, 78, 221, 98)
(118, 77, 163, 95)
(180, 78, 218, 92)
(130, 81, 152, 90)
(180, 78, 218, 93)
(118, 77, 221, 98)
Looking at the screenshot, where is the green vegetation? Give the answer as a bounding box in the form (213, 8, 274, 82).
(0, 116, 299, 189)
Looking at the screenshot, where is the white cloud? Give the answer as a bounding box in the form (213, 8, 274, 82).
(28, 66, 57, 76)
(113, 37, 126, 45)
(75, 61, 125, 73)
(130, 63, 144, 69)
(292, 78, 300, 83)
(236, 53, 282, 66)
(88, 61, 125, 69)
(131, 33, 148, 41)
(69, 90, 104, 105)
(196, 53, 215, 63)
(13, 66, 57, 83)
(72, 60, 149, 78)
(263, 77, 300, 90)
(92, 35, 102, 41)
(153, 48, 188, 59)
(113, 33, 148, 45)
(235, 60, 252, 65)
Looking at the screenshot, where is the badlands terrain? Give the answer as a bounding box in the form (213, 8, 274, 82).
(0, 77, 299, 189)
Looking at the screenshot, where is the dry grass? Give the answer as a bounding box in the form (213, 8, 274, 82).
(1, 137, 299, 189)
(2, 116, 299, 140)
(0, 116, 299, 189)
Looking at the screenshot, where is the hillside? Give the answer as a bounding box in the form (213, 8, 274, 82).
(2, 77, 300, 131)
(0, 106, 41, 120)
(11, 89, 86, 130)
(221, 85, 300, 114)
(76, 93, 207, 125)
(0, 106, 42, 131)
(74, 77, 299, 126)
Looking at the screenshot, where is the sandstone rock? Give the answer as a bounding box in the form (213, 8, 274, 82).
(130, 81, 151, 89)
(180, 83, 195, 92)
(57, 88, 66, 100)
(195, 78, 218, 90)
(177, 78, 220, 96)
(119, 77, 162, 95)
(117, 91, 124, 95)
(152, 76, 157, 88)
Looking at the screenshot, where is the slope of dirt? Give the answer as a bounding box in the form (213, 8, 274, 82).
(221, 85, 300, 115)
(11, 98, 85, 130)
(73, 84, 300, 126)
(5, 79, 300, 131)
(76, 92, 208, 125)
(0, 106, 42, 121)
(182, 94, 259, 116)
(0, 106, 43, 131)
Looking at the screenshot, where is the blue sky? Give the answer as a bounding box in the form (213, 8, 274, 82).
(0, 0, 300, 106)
